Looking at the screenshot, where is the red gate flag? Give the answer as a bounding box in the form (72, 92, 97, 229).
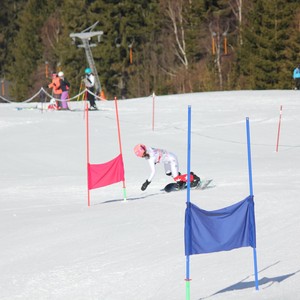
(88, 154, 125, 190)
(185, 195, 256, 255)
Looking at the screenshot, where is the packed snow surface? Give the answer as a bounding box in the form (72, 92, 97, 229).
(0, 90, 299, 300)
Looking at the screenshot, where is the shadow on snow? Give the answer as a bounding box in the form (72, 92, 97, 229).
(199, 261, 300, 299)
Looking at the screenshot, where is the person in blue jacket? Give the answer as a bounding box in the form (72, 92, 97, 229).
(293, 64, 300, 90)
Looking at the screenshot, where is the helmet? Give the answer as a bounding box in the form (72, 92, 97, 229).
(134, 144, 146, 157)
(85, 68, 92, 74)
(58, 71, 64, 77)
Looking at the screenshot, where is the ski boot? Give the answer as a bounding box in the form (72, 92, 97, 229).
(176, 181, 186, 190)
(190, 172, 201, 188)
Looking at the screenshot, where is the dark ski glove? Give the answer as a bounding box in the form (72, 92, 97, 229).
(141, 180, 151, 191)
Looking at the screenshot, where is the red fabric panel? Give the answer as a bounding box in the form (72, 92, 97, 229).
(88, 154, 125, 190)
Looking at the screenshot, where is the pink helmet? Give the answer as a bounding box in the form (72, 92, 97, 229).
(134, 144, 146, 157)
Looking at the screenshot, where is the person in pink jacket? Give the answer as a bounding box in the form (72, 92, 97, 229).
(58, 71, 70, 110)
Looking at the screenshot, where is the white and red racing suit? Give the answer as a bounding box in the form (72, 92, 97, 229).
(145, 146, 179, 182)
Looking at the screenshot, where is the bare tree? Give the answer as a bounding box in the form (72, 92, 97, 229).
(228, 0, 243, 45)
(210, 21, 229, 90)
(41, 16, 61, 51)
(161, 0, 193, 92)
(166, 0, 189, 70)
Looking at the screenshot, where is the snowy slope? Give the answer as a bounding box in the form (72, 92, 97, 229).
(0, 90, 299, 300)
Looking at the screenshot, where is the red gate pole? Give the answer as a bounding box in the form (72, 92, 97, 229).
(276, 105, 283, 152)
(114, 97, 127, 201)
(152, 92, 155, 131)
(85, 99, 91, 206)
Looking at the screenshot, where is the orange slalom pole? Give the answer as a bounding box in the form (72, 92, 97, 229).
(129, 47, 133, 64)
(212, 37, 216, 55)
(224, 37, 228, 55)
(114, 96, 127, 201)
(45, 62, 49, 78)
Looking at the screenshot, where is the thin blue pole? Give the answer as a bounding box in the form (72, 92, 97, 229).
(246, 117, 259, 291)
(185, 106, 192, 300)
(187, 106, 191, 201)
(246, 118, 253, 196)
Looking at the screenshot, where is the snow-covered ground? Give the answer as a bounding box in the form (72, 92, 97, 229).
(0, 90, 299, 300)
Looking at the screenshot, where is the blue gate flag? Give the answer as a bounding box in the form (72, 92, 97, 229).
(185, 195, 256, 255)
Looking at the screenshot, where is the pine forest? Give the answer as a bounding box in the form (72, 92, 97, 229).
(0, 0, 300, 101)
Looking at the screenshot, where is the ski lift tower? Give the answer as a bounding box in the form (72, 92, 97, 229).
(70, 21, 103, 93)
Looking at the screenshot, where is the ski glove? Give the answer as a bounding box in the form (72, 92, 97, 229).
(141, 180, 151, 191)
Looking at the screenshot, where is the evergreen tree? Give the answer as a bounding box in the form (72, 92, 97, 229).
(0, 0, 27, 78)
(54, 0, 91, 97)
(51, 0, 161, 99)
(1, 0, 300, 99)
(0, 0, 11, 76)
(240, 0, 299, 89)
(89, 0, 160, 98)
(201, 0, 235, 90)
(6, 0, 49, 100)
(285, 1, 300, 85)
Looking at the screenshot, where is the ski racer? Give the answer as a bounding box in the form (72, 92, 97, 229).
(134, 144, 200, 191)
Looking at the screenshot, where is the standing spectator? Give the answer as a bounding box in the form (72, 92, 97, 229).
(58, 71, 70, 110)
(48, 73, 62, 108)
(84, 68, 97, 110)
(293, 64, 300, 90)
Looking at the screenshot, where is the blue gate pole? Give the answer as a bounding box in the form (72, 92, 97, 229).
(185, 105, 192, 300)
(246, 117, 259, 291)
